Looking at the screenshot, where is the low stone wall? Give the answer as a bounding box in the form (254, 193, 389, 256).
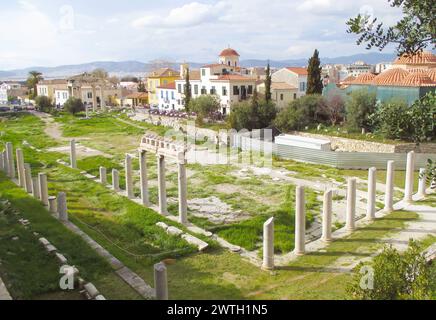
(292, 132, 436, 154)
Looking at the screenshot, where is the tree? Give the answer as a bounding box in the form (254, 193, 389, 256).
(345, 89, 377, 132)
(423, 159, 435, 189)
(346, 0, 435, 55)
(274, 95, 325, 132)
(64, 97, 85, 115)
(408, 92, 435, 144)
(228, 101, 254, 131)
(184, 68, 192, 111)
(35, 96, 53, 113)
(319, 91, 345, 126)
(370, 99, 410, 140)
(189, 95, 220, 123)
(307, 49, 323, 95)
(348, 240, 435, 300)
(91, 68, 108, 79)
(27, 71, 43, 99)
(265, 63, 272, 103)
(121, 76, 139, 83)
(137, 81, 146, 93)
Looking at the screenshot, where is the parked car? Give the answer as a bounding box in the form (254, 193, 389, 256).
(0, 107, 11, 112)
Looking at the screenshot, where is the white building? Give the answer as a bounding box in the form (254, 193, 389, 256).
(0, 82, 25, 104)
(271, 67, 308, 98)
(54, 89, 70, 106)
(0, 83, 8, 103)
(156, 48, 258, 115)
(346, 61, 375, 78)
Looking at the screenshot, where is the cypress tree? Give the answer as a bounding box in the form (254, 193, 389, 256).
(184, 68, 192, 111)
(265, 62, 272, 103)
(307, 49, 323, 95)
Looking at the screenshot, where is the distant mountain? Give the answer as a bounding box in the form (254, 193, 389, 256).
(0, 52, 397, 80)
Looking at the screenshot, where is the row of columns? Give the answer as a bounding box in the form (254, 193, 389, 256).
(261, 152, 429, 271)
(1, 143, 69, 224)
(100, 150, 188, 225)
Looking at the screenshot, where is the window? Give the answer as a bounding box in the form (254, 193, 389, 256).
(201, 87, 207, 95)
(201, 69, 206, 76)
(161, 91, 163, 98)
(299, 82, 306, 92)
(233, 86, 239, 95)
(248, 85, 253, 95)
(171, 91, 175, 99)
(87, 92, 92, 99)
(178, 84, 182, 94)
(194, 85, 198, 95)
(210, 86, 216, 95)
(294, 93, 297, 99)
(222, 86, 227, 96)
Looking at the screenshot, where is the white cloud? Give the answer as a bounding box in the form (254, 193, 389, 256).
(132, 1, 229, 29)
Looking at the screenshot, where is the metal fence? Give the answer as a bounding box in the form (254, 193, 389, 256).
(233, 133, 436, 170)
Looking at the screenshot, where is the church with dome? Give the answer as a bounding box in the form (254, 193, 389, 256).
(325, 51, 436, 105)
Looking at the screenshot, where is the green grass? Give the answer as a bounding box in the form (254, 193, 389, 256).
(0, 174, 142, 300)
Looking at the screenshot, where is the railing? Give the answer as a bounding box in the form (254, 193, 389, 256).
(233, 132, 436, 170)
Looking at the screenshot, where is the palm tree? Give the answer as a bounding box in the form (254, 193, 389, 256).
(27, 71, 43, 98)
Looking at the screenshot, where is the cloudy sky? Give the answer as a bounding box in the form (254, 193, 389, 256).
(0, 0, 404, 70)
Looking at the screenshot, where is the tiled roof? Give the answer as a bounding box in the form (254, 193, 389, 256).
(157, 82, 176, 89)
(393, 51, 436, 66)
(126, 92, 148, 99)
(427, 68, 436, 82)
(400, 72, 435, 87)
(350, 72, 376, 84)
(219, 48, 240, 57)
(341, 75, 356, 84)
(286, 67, 308, 76)
(148, 68, 179, 78)
(372, 68, 409, 86)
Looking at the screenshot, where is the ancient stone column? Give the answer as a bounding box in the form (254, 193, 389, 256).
(57, 192, 68, 222)
(70, 140, 77, 169)
(99, 167, 107, 185)
(32, 177, 40, 199)
(404, 151, 415, 203)
(38, 173, 49, 206)
(2, 151, 8, 175)
(294, 186, 306, 256)
(139, 150, 149, 206)
(112, 169, 120, 191)
(417, 168, 427, 198)
(125, 154, 134, 199)
(157, 155, 168, 215)
(384, 161, 395, 213)
(48, 196, 57, 214)
(16, 149, 25, 187)
(6, 142, 15, 179)
(0, 152, 3, 172)
(178, 160, 188, 225)
(154, 262, 168, 300)
(262, 217, 275, 270)
(367, 167, 377, 221)
(346, 178, 357, 231)
(321, 189, 333, 242)
(24, 163, 33, 193)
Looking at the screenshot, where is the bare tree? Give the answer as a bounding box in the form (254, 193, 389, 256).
(319, 92, 345, 126)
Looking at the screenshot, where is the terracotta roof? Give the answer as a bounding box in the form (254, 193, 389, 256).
(400, 72, 435, 87)
(372, 68, 409, 86)
(341, 75, 356, 84)
(148, 68, 179, 78)
(427, 68, 436, 82)
(189, 70, 201, 81)
(271, 82, 297, 90)
(350, 72, 376, 84)
(219, 48, 240, 57)
(213, 75, 257, 82)
(286, 67, 308, 76)
(393, 51, 436, 66)
(126, 92, 148, 99)
(157, 82, 176, 90)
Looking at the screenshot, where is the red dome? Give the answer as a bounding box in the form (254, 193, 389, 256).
(219, 48, 240, 57)
(372, 68, 409, 86)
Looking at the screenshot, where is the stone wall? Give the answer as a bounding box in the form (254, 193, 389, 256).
(292, 131, 436, 154)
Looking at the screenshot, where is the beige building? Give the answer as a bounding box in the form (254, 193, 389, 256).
(257, 82, 298, 108)
(272, 67, 308, 98)
(37, 80, 68, 101)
